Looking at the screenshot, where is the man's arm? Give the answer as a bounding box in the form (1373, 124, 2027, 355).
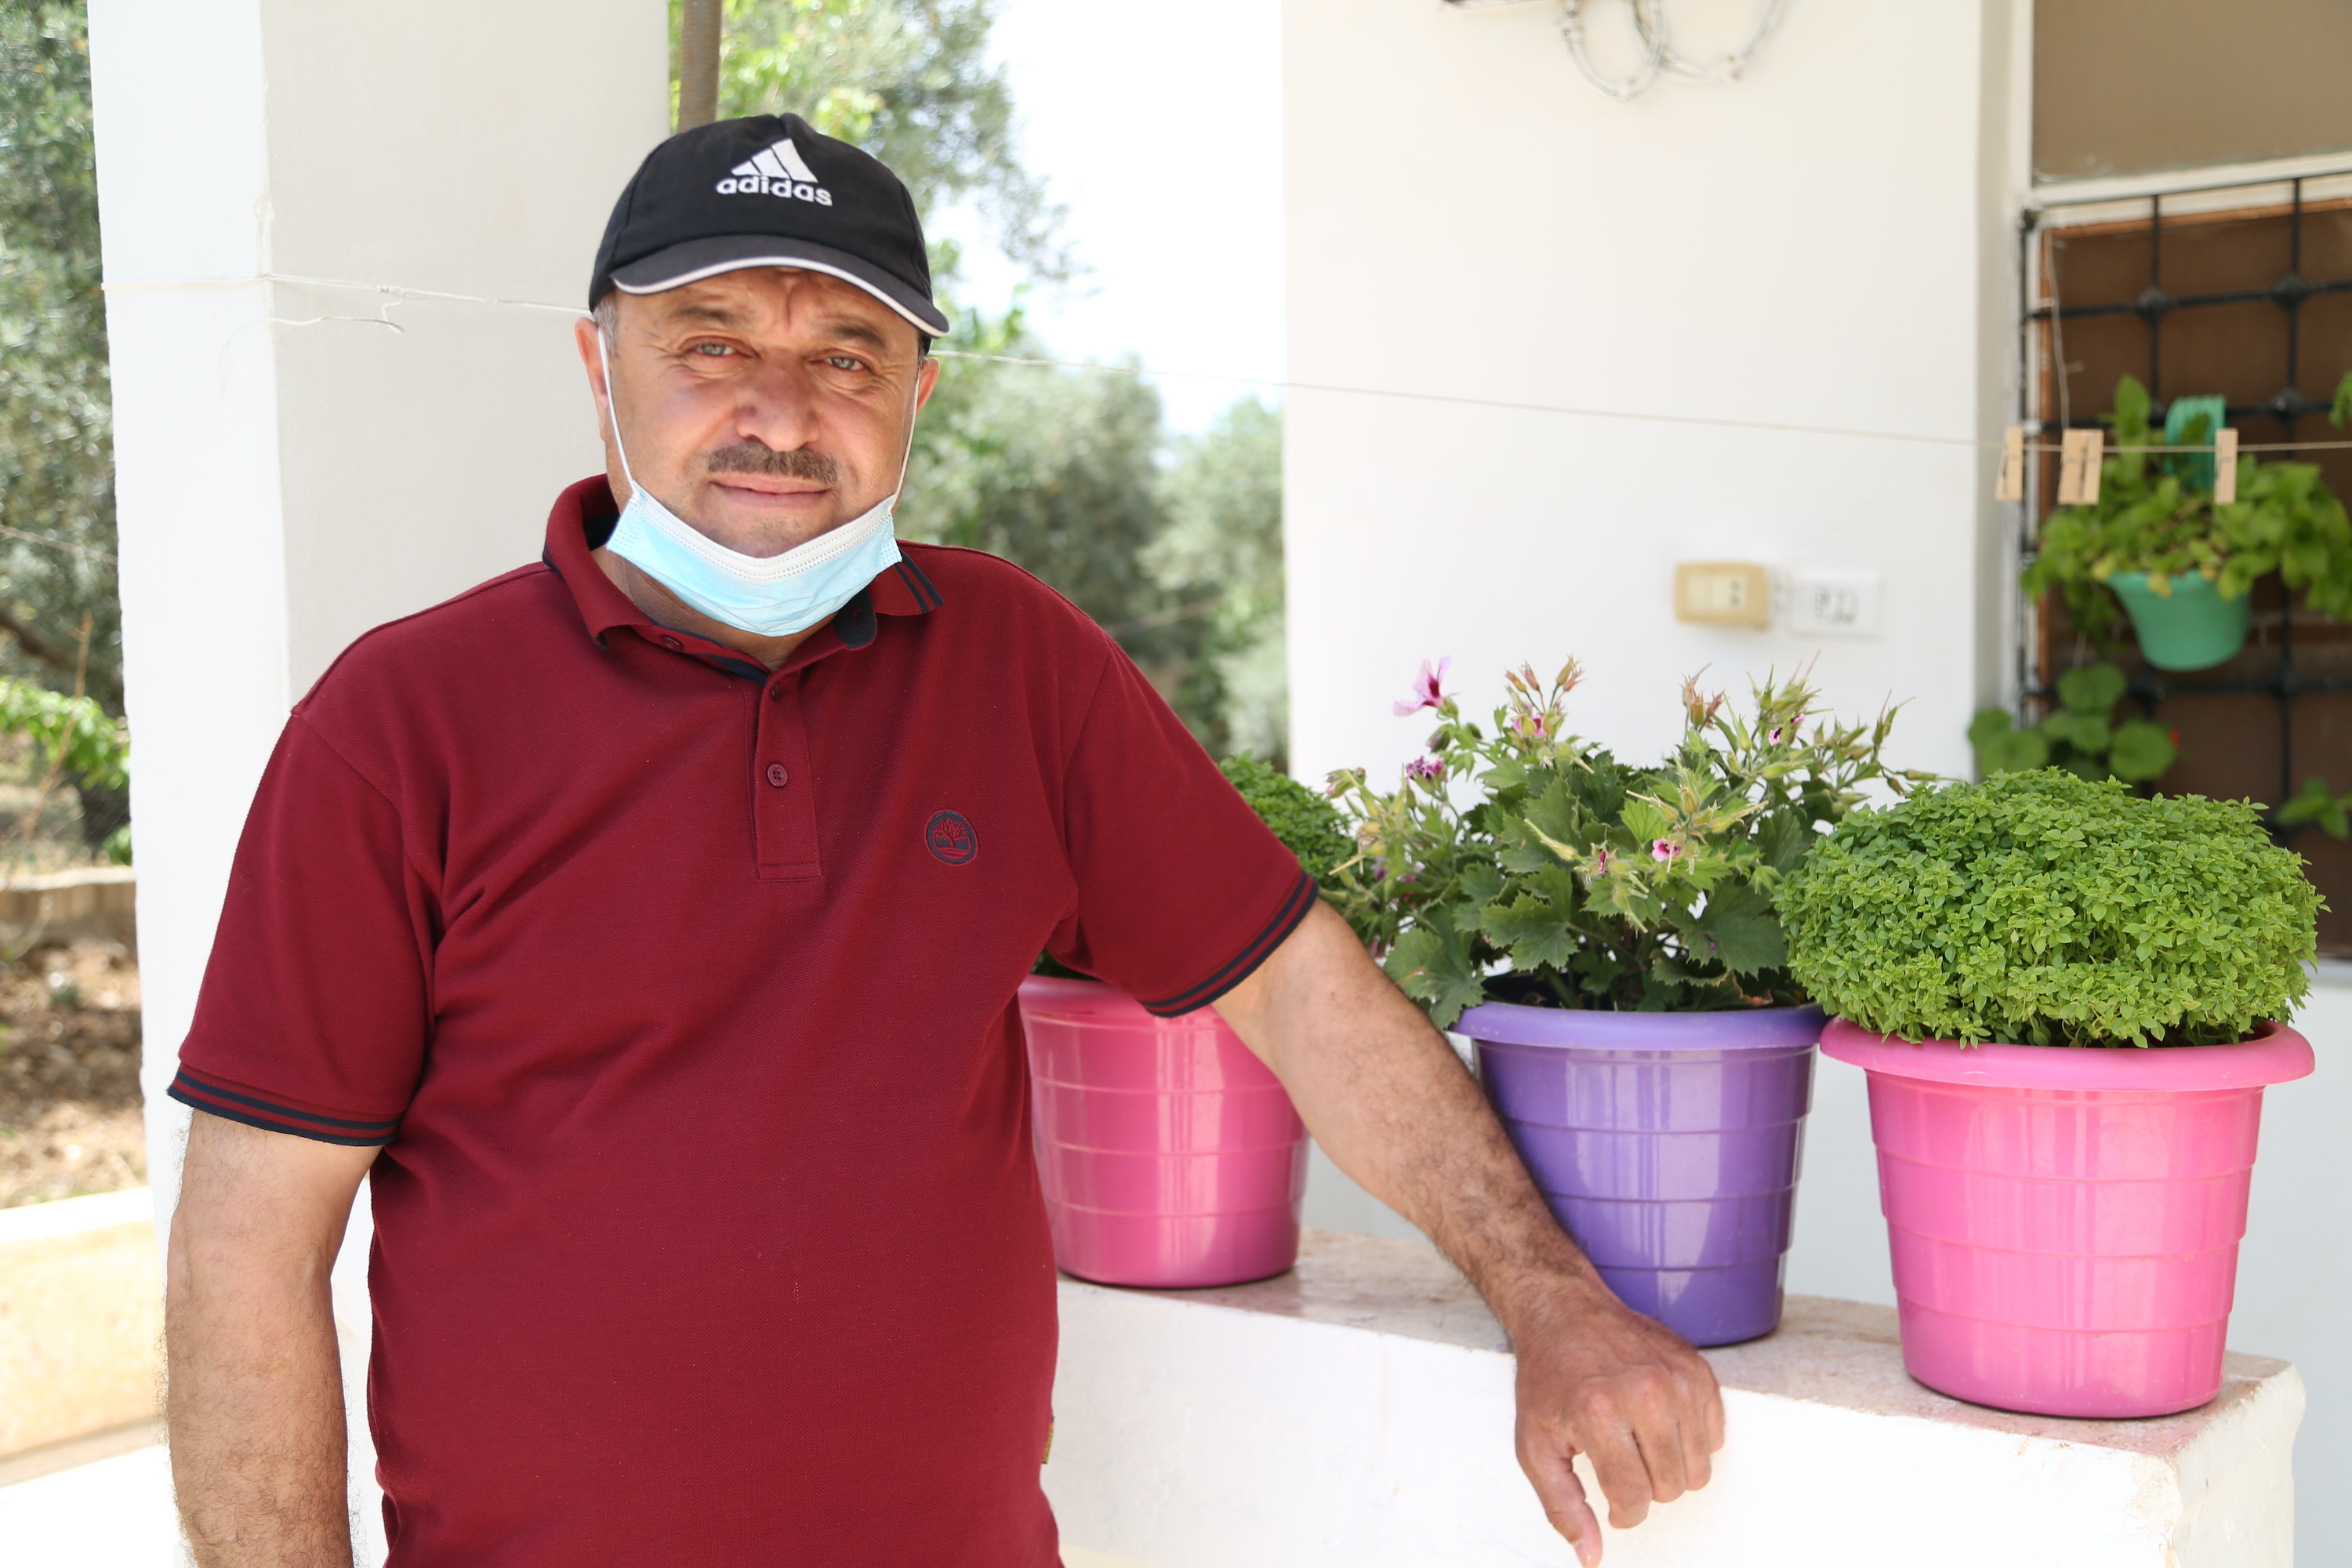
(169, 1110, 379, 1567)
(1214, 901, 1724, 1567)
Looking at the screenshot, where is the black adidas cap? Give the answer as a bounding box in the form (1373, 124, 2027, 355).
(588, 114, 950, 339)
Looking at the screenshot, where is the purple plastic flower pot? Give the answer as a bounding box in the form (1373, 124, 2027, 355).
(1458, 1000, 1823, 1347)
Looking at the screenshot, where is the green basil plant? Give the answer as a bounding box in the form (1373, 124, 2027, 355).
(1780, 771, 2318, 1048)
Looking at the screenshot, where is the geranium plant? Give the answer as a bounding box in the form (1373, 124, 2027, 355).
(1779, 770, 2318, 1047)
(1327, 659, 1933, 1026)
(2023, 375, 2352, 644)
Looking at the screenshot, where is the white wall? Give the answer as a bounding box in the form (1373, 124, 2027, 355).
(89, 2, 669, 1559)
(1282, 0, 2014, 793)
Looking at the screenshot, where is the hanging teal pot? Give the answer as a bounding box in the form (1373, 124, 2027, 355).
(2107, 572, 2250, 671)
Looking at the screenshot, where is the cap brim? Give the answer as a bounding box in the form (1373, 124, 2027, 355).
(610, 235, 951, 337)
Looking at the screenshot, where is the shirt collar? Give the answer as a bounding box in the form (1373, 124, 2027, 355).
(541, 476, 943, 666)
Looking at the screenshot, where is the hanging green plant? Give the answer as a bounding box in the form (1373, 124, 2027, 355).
(2022, 376, 2352, 664)
(1967, 662, 2176, 786)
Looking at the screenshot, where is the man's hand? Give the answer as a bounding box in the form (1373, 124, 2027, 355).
(1502, 1270, 1724, 1559)
(1216, 902, 1725, 1564)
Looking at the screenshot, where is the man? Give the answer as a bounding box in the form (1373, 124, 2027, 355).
(165, 115, 1720, 1567)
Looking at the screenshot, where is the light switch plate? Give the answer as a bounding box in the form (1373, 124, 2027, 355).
(1674, 562, 1772, 628)
(1784, 570, 1884, 638)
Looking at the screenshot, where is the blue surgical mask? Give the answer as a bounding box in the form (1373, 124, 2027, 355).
(595, 332, 912, 639)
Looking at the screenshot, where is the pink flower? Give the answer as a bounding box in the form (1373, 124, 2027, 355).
(1406, 756, 1445, 784)
(1651, 839, 1682, 862)
(1592, 847, 1611, 873)
(1393, 656, 1452, 717)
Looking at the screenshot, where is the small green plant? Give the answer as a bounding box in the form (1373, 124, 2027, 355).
(1967, 663, 2175, 786)
(1779, 771, 2318, 1048)
(1217, 753, 1352, 880)
(1325, 659, 1933, 1026)
(2023, 376, 2352, 644)
(2278, 776, 2352, 839)
(0, 677, 127, 794)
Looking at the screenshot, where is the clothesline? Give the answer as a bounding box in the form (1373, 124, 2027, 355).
(83, 271, 2352, 482)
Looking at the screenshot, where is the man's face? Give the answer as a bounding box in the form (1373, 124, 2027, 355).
(575, 267, 940, 558)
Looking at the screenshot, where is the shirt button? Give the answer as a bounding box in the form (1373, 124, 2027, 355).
(659, 635, 683, 651)
(768, 685, 785, 702)
(765, 763, 789, 788)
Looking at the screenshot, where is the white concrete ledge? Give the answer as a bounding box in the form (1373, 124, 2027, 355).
(1048, 1230, 2300, 1568)
(0, 1189, 163, 1459)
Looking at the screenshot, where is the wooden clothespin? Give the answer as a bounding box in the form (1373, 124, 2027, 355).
(2057, 429, 2103, 506)
(2214, 427, 2239, 504)
(1996, 427, 2025, 503)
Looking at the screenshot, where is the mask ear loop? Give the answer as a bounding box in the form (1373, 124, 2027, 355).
(593, 325, 648, 502)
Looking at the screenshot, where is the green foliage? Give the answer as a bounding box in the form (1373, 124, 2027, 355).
(0, 676, 126, 793)
(1327, 662, 1934, 1028)
(1780, 771, 2318, 1048)
(896, 303, 1189, 662)
(2278, 776, 2352, 840)
(1148, 399, 1285, 764)
(2024, 376, 2352, 645)
(1968, 662, 2176, 786)
(1218, 752, 1349, 881)
(0, 2, 121, 717)
(697, 0, 1068, 282)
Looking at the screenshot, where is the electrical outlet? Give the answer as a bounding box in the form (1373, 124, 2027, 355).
(1673, 562, 1771, 628)
(1784, 570, 1883, 638)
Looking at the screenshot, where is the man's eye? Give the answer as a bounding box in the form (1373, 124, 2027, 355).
(691, 343, 735, 357)
(826, 355, 866, 372)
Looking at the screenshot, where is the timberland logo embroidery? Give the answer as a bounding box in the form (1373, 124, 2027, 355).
(925, 810, 978, 866)
(715, 138, 833, 206)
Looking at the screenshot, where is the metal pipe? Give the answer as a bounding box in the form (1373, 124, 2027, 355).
(678, 0, 722, 132)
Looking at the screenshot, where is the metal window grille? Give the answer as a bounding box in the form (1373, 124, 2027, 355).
(2016, 172, 2352, 901)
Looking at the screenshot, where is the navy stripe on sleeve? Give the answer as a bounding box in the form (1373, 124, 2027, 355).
(1139, 868, 1319, 1017)
(168, 1067, 401, 1148)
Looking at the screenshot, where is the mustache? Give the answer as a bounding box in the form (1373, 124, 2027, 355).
(699, 443, 844, 485)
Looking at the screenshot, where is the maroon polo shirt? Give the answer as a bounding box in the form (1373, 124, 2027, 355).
(169, 477, 1314, 1567)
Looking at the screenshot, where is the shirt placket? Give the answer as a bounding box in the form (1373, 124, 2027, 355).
(754, 672, 822, 881)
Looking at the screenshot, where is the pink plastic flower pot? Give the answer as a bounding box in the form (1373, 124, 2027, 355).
(1821, 1017, 2315, 1417)
(1018, 975, 1309, 1288)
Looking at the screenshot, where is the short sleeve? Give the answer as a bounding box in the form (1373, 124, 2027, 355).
(1047, 645, 1317, 1015)
(166, 717, 436, 1145)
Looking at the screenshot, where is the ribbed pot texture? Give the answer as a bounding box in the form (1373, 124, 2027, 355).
(1821, 1017, 2315, 1417)
(1018, 975, 1308, 1289)
(1461, 1001, 1824, 1348)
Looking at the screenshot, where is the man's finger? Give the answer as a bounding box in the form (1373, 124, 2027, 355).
(1629, 1399, 1688, 1505)
(1570, 1392, 1653, 1530)
(1702, 1367, 1727, 1453)
(1519, 1437, 1604, 1568)
(1679, 1366, 1722, 1490)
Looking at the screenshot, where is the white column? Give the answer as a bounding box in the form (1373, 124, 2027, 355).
(88, 2, 668, 1558)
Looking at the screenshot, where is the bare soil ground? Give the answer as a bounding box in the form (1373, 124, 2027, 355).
(0, 938, 143, 1208)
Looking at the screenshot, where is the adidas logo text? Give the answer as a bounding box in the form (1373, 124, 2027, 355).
(717, 137, 833, 206)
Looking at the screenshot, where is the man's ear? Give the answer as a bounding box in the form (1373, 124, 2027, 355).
(574, 314, 614, 443)
(913, 354, 942, 415)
